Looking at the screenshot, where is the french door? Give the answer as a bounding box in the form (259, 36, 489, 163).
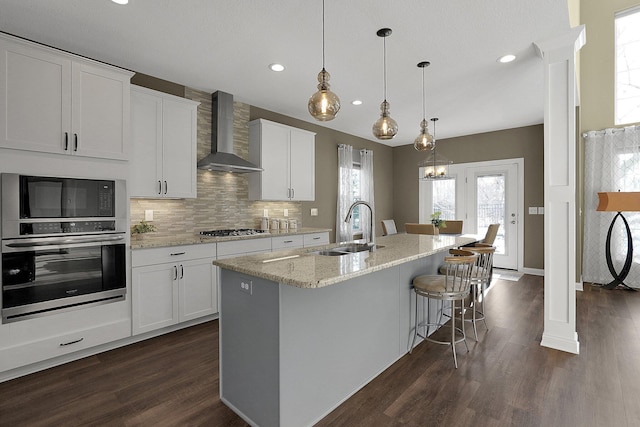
(419, 158, 523, 270)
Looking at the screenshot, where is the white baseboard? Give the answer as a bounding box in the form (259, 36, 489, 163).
(522, 267, 544, 276)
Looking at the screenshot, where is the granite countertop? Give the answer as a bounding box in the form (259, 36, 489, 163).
(130, 227, 332, 249)
(213, 233, 478, 289)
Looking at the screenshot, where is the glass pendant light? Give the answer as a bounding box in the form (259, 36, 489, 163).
(413, 61, 434, 151)
(372, 28, 398, 140)
(308, 0, 340, 121)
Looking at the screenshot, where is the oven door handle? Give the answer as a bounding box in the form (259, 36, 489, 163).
(5, 234, 125, 248)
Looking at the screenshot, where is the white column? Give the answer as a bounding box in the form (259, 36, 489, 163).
(534, 26, 585, 354)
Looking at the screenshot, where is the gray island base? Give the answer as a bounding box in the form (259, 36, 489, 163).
(215, 234, 477, 427)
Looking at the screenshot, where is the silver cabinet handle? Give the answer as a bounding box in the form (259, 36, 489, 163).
(291, 188, 295, 199)
(60, 337, 84, 347)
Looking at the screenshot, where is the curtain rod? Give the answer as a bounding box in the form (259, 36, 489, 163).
(583, 125, 640, 138)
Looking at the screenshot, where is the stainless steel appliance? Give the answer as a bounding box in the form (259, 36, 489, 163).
(200, 229, 267, 237)
(1, 174, 127, 323)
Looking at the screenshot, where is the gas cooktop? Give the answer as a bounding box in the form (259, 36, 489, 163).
(199, 229, 267, 237)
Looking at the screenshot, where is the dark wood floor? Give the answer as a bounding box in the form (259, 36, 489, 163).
(1, 275, 639, 426)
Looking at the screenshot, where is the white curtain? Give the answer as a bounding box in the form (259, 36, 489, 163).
(583, 126, 640, 287)
(336, 144, 354, 243)
(360, 149, 375, 242)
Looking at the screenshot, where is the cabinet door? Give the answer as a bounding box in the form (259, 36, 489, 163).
(161, 98, 197, 198)
(179, 258, 217, 322)
(130, 89, 164, 197)
(289, 129, 315, 201)
(0, 40, 71, 154)
(132, 264, 179, 335)
(71, 61, 130, 160)
(259, 122, 291, 200)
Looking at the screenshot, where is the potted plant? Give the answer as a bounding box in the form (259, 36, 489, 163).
(430, 211, 447, 235)
(131, 220, 157, 236)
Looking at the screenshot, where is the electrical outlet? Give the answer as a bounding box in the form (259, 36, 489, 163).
(284, 209, 289, 217)
(145, 210, 154, 221)
(311, 208, 318, 216)
(240, 280, 252, 295)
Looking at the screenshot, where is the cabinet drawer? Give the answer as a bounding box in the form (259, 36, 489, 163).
(217, 238, 272, 259)
(0, 319, 130, 372)
(132, 243, 216, 267)
(272, 235, 304, 250)
(303, 232, 330, 247)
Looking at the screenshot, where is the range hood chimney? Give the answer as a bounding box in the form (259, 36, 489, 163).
(197, 91, 262, 173)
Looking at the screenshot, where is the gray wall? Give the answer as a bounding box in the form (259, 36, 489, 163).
(392, 125, 545, 270)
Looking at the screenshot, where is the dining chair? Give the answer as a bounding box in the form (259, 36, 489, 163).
(482, 223, 500, 244)
(439, 220, 463, 234)
(381, 219, 397, 236)
(405, 223, 436, 235)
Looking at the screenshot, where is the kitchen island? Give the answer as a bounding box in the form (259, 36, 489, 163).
(214, 233, 476, 427)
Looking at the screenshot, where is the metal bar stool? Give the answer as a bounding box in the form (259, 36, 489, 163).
(465, 244, 496, 340)
(409, 251, 477, 368)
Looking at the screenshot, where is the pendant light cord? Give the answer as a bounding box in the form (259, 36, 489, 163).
(322, 0, 326, 69)
(383, 35, 387, 100)
(422, 67, 426, 120)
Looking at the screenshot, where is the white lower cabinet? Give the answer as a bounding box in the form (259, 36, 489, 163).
(303, 232, 330, 247)
(131, 244, 217, 335)
(272, 234, 304, 250)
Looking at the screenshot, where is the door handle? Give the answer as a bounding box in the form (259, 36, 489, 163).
(511, 220, 516, 224)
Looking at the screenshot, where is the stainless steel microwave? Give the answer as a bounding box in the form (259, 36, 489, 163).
(1, 174, 127, 238)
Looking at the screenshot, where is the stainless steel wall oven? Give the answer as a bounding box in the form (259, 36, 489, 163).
(1, 174, 127, 323)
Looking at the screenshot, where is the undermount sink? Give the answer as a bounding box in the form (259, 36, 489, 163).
(311, 243, 385, 256)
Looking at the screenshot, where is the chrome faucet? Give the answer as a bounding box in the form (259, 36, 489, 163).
(344, 201, 376, 251)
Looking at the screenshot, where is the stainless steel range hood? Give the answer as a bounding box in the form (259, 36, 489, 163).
(197, 91, 262, 173)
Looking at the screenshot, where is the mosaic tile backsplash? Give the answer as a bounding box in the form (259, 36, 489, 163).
(130, 87, 302, 237)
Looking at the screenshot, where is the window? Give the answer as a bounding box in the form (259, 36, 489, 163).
(432, 178, 456, 219)
(615, 7, 640, 125)
(351, 164, 362, 233)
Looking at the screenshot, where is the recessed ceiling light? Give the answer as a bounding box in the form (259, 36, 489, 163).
(269, 63, 285, 72)
(111, 0, 129, 4)
(351, 100, 363, 106)
(498, 54, 516, 63)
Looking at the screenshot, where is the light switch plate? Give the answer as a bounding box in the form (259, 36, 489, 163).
(311, 208, 318, 216)
(528, 207, 537, 215)
(145, 210, 154, 221)
(538, 207, 545, 215)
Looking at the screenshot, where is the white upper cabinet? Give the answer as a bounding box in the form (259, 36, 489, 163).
(130, 85, 199, 198)
(0, 34, 133, 160)
(248, 118, 315, 201)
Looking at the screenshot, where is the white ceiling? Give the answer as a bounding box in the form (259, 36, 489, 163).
(0, 0, 570, 147)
